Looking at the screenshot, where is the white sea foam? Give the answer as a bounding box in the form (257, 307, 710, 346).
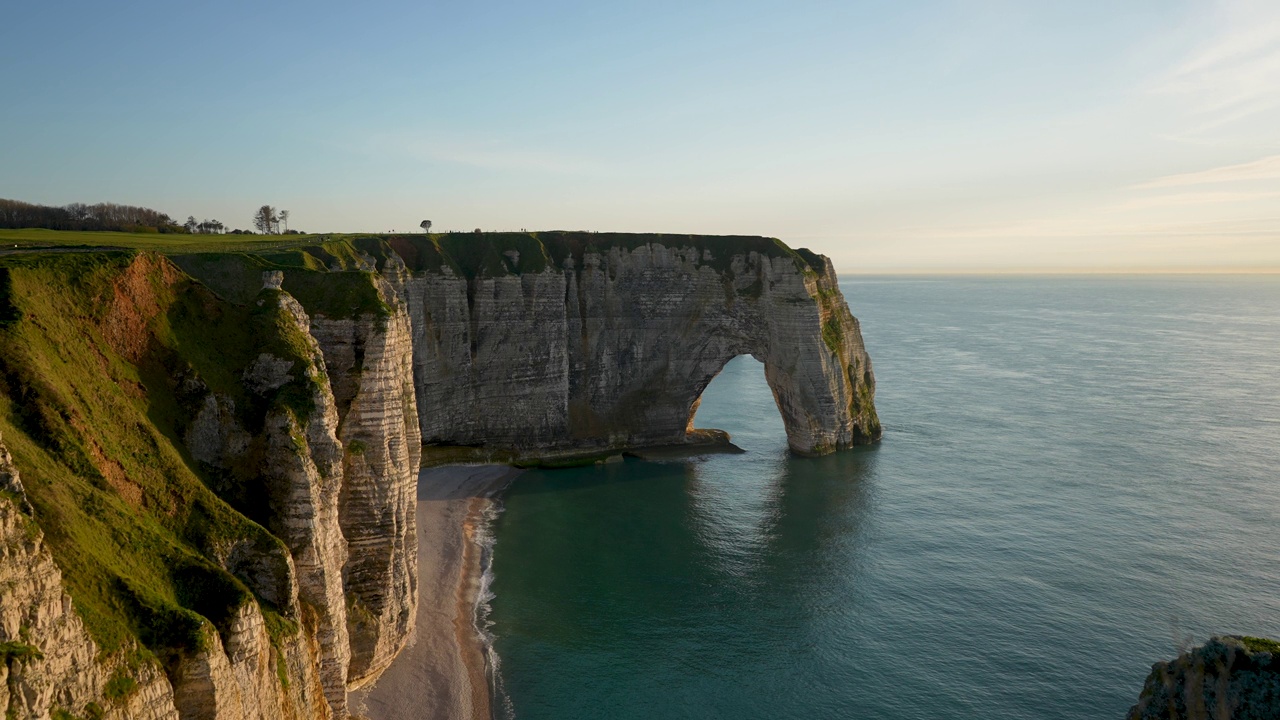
(472, 497, 516, 720)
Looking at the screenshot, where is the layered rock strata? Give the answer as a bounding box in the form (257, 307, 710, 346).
(181, 276, 424, 709)
(1, 433, 332, 720)
(255, 294, 352, 718)
(309, 278, 422, 687)
(400, 240, 880, 455)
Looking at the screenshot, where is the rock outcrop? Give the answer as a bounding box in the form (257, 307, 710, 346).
(254, 292, 352, 718)
(309, 277, 422, 688)
(1128, 636, 1280, 720)
(173, 272, 425, 710)
(398, 236, 880, 456)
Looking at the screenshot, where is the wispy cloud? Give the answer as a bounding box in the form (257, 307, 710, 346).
(1134, 154, 1280, 188)
(898, 216, 1280, 241)
(1153, 0, 1280, 129)
(1113, 189, 1280, 210)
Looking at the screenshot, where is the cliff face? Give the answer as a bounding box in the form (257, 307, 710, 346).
(252, 292, 351, 718)
(0, 255, 399, 719)
(0, 442, 177, 720)
(179, 276, 422, 713)
(309, 276, 422, 687)
(398, 235, 880, 456)
(0, 232, 877, 719)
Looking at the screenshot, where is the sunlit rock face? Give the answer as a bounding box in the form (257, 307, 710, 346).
(309, 276, 422, 689)
(398, 239, 880, 456)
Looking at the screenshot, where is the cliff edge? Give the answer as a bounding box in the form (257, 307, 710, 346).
(0, 232, 878, 719)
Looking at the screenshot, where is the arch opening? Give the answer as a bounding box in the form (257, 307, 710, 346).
(688, 355, 788, 452)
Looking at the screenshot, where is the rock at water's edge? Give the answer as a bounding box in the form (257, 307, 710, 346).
(1128, 636, 1280, 720)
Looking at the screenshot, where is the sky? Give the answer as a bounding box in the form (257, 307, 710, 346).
(3, 0, 1279, 272)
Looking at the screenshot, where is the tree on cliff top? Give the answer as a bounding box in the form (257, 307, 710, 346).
(253, 205, 278, 234)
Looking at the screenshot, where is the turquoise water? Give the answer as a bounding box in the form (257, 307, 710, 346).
(485, 276, 1280, 719)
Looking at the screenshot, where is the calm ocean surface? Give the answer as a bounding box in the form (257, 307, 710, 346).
(485, 276, 1280, 719)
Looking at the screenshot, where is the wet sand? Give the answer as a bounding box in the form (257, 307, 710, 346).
(351, 464, 519, 720)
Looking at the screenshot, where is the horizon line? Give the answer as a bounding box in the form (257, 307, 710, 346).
(838, 268, 1280, 276)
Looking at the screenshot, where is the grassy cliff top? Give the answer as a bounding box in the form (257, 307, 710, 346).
(0, 228, 827, 275)
(384, 231, 826, 277)
(0, 230, 827, 320)
(0, 228, 323, 253)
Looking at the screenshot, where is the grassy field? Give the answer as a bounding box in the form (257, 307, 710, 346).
(0, 228, 326, 253)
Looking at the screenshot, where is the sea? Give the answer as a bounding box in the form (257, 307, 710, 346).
(480, 275, 1280, 719)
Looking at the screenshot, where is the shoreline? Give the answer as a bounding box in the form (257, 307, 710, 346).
(351, 464, 519, 720)
(457, 493, 499, 720)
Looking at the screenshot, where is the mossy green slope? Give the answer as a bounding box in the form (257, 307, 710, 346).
(380, 231, 819, 277)
(0, 251, 318, 670)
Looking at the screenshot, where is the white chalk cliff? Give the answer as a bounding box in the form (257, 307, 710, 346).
(0, 233, 878, 719)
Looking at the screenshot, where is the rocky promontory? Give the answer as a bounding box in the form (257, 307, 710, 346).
(0, 232, 879, 719)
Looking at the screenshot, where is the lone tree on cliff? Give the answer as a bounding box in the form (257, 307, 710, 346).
(253, 205, 278, 234)
(420, 219, 432, 233)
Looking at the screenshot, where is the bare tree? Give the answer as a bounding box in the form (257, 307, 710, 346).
(253, 205, 278, 234)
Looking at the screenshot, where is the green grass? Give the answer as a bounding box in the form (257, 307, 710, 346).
(0, 228, 323, 253)
(384, 231, 820, 277)
(0, 640, 43, 664)
(0, 251, 299, 667)
(3, 230, 826, 325)
(0, 228, 826, 276)
(821, 315, 845, 354)
(0, 229, 839, 683)
(169, 250, 390, 321)
(1238, 636, 1280, 655)
(103, 667, 139, 701)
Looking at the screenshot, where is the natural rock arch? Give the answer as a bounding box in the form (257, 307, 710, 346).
(399, 238, 880, 456)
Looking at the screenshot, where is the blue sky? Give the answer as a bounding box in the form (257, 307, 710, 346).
(3, 0, 1278, 271)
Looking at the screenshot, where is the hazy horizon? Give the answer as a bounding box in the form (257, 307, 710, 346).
(4, 0, 1278, 273)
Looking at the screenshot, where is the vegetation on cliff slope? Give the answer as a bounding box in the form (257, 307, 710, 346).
(0, 251, 323, 671)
